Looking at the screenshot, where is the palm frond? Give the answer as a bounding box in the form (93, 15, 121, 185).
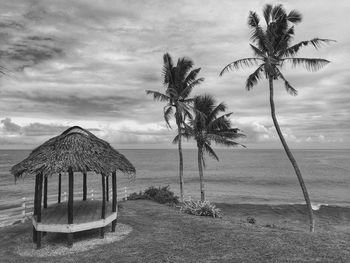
(246, 64, 264, 91)
(172, 131, 191, 144)
(263, 4, 273, 24)
(283, 38, 336, 57)
(217, 129, 246, 139)
(184, 68, 201, 85)
(176, 57, 194, 83)
(206, 134, 241, 147)
(203, 143, 219, 161)
(163, 106, 174, 128)
(207, 102, 227, 123)
(208, 113, 232, 131)
(248, 11, 268, 51)
(249, 44, 266, 58)
(271, 4, 286, 22)
(162, 53, 174, 85)
(287, 9, 302, 24)
(219, 58, 262, 76)
(180, 77, 204, 99)
(146, 90, 170, 102)
(275, 68, 297, 96)
(282, 58, 330, 71)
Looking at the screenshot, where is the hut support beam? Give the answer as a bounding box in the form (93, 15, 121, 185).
(42, 175, 48, 237)
(36, 173, 43, 249)
(112, 171, 117, 232)
(100, 174, 106, 238)
(67, 167, 74, 247)
(83, 172, 87, 201)
(33, 173, 40, 243)
(44, 176, 48, 208)
(58, 173, 61, 203)
(106, 175, 109, 202)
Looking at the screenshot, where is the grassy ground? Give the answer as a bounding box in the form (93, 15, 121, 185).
(0, 200, 349, 262)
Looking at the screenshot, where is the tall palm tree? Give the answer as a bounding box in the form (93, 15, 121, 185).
(146, 53, 204, 202)
(220, 4, 334, 232)
(178, 94, 244, 201)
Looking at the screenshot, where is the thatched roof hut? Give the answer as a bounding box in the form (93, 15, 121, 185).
(11, 126, 135, 249)
(11, 126, 136, 178)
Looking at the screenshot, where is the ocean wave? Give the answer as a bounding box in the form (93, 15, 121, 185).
(311, 203, 328, 210)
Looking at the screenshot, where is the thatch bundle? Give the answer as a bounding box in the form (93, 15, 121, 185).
(11, 126, 136, 178)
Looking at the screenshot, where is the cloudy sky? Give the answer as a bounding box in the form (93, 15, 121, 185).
(0, 0, 349, 149)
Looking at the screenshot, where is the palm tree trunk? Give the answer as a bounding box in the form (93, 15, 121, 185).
(177, 123, 184, 203)
(269, 77, 315, 232)
(197, 146, 205, 201)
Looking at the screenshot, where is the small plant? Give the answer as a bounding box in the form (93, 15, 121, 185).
(181, 200, 222, 218)
(127, 186, 179, 205)
(127, 191, 145, 200)
(247, 216, 256, 224)
(144, 186, 179, 205)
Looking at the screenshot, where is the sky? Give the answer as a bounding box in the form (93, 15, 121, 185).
(0, 0, 349, 149)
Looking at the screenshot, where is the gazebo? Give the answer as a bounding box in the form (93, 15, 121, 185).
(11, 126, 136, 249)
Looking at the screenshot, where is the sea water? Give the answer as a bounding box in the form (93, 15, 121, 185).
(0, 149, 349, 208)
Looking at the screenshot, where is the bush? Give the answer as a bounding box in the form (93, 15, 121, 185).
(181, 200, 222, 218)
(144, 186, 179, 205)
(247, 216, 256, 224)
(127, 191, 145, 200)
(127, 186, 179, 205)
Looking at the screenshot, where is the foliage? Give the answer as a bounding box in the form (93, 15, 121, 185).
(127, 191, 145, 200)
(220, 4, 334, 94)
(146, 53, 204, 128)
(179, 94, 245, 201)
(146, 53, 204, 202)
(247, 216, 256, 224)
(181, 199, 222, 218)
(180, 94, 245, 166)
(127, 186, 179, 205)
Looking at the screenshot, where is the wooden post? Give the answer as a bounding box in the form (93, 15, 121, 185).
(124, 187, 127, 200)
(83, 172, 87, 201)
(67, 167, 74, 247)
(58, 173, 62, 203)
(36, 172, 43, 249)
(91, 189, 94, 200)
(43, 176, 48, 237)
(100, 174, 106, 238)
(33, 173, 39, 243)
(111, 171, 117, 232)
(43, 176, 48, 209)
(106, 175, 109, 202)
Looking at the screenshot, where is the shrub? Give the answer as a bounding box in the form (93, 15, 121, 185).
(247, 216, 256, 224)
(127, 186, 179, 205)
(181, 200, 222, 218)
(127, 191, 145, 200)
(144, 186, 179, 205)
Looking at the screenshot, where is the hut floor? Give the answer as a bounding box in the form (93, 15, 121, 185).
(40, 200, 113, 225)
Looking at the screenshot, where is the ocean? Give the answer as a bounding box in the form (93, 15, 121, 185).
(0, 149, 349, 208)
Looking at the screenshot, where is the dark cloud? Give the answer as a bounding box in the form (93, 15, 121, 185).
(1, 118, 21, 133)
(2, 36, 64, 71)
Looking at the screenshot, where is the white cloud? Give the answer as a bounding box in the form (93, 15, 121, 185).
(0, 0, 349, 149)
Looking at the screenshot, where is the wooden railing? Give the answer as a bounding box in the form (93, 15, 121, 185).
(0, 187, 128, 228)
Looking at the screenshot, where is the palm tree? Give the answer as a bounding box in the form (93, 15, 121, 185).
(178, 94, 244, 201)
(146, 53, 204, 202)
(220, 4, 334, 232)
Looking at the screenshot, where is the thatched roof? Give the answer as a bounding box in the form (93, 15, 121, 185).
(11, 126, 136, 178)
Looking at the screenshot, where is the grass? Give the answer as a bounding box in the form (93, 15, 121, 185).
(0, 200, 349, 262)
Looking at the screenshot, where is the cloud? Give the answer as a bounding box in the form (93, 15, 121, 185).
(1, 118, 21, 133)
(0, 0, 349, 149)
